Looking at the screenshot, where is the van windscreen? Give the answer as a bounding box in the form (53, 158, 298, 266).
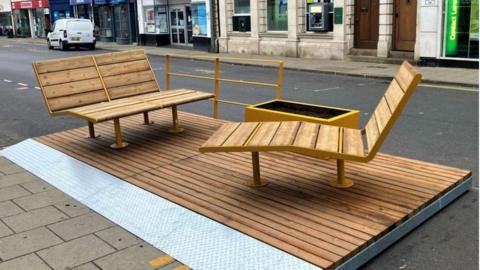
(67, 21, 92, 31)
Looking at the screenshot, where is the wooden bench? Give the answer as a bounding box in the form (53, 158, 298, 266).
(33, 50, 214, 149)
(199, 61, 422, 188)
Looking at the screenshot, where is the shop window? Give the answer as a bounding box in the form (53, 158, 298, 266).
(144, 6, 156, 33)
(155, 6, 168, 33)
(233, 0, 251, 32)
(443, 0, 479, 58)
(267, 0, 288, 31)
(192, 2, 208, 36)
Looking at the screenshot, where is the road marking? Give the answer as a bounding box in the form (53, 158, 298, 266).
(3, 79, 12, 83)
(35, 86, 41, 90)
(420, 83, 479, 92)
(16, 87, 29, 90)
(313, 86, 340, 92)
(17, 83, 28, 86)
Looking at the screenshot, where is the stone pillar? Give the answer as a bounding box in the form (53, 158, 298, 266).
(377, 0, 393, 57)
(286, 0, 298, 57)
(249, 0, 261, 54)
(218, 0, 229, 52)
(344, 0, 355, 51)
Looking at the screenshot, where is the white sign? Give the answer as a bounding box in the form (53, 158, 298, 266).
(0, 0, 12, 12)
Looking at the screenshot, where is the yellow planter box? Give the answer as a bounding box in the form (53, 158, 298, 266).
(244, 100, 360, 129)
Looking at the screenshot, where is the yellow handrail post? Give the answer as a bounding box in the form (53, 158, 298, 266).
(213, 57, 220, 119)
(165, 55, 171, 91)
(276, 61, 284, 99)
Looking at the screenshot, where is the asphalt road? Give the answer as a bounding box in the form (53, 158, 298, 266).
(0, 41, 478, 270)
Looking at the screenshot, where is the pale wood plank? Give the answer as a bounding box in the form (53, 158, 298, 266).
(98, 59, 151, 77)
(374, 97, 392, 132)
(247, 122, 281, 146)
(269, 122, 301, 146)
(43, 78, 104, 98)
(384, 79, 404, 113)
(35, 56, 94, 74)
(108, 81, 159, 100)
(202, 123, 241, 147)
(315, 125, 339, 153)
(38, 67, 99, 87)
(48, 90, 108, 111)
(293, 122, 320, 148)
(222, 122, 260, 147)
(365, 117, 380, 152)
(343, 128, 364, 156)
(395, 62, 415, 91)
(94, 50, 146, 65)
(102, 70, 155, 88)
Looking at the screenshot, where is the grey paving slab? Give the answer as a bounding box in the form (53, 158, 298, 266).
(0, 185, 30, 202)
(20, 181, 54, 194)
(13, 189, 70, 210)
(0, 163, 24, 175)
(0, 220, 13, 238)
(0, 172, 38, 189)
(47, 212, 114, 241)
(72, 262, 101, 270)
(0, 253, 52, 270)
(37, 235, 115, 270)
(94, 243, 167, 270)
(0, 227, 63, 260)
(95, 226, 141, 250)
(53, 199, 90, 218)
(2, 206, 68, 233)
(0, 200, 24, 218)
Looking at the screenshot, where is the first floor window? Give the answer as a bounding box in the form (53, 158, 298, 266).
(267, 0, 288, 31)
(234, 0, 250, 14)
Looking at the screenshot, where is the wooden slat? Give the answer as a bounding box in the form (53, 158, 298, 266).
(94, 50, 146, 65)
(38, 67, 99, 87)
(146, 92, 214, 108)
(83, 102, 157, 122)
(130, 89, 195, 102)
(365, 117, 380, 152)
(384, 79, 404, 113)
(247, 122, 281, 146)
(102, 70, 155, 89)
(43, 78, 104, 98)
(269, 122, 301, 146)
(342, 128, 364, 156)
(373, 97, 392, 132)
(315, 125, 339, 153)
(107, 81, 159, 100)
(202, 123, 241, 148)
(48, 90, 108, 111)
(395, 63, 415, 91)
(34, 56, 95, 74)
(293, 122, 320, 148)
(98, 59, 151, 77)
(222, 122, 259, 147)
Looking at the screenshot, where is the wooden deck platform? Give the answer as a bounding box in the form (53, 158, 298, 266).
(35, 110, 471, 270)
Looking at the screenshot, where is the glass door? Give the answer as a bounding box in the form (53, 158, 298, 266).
(170, 8, 186, 45)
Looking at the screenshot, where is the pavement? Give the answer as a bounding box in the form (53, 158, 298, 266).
(0, 155, 189, 270)
(1, 37, 478, 88)
(0, 39, 477, 270)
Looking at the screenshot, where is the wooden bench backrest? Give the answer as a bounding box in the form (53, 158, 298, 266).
(33, 55, 109, 114)
(364, 61, 422, 156)
(93, 50, 161, 100)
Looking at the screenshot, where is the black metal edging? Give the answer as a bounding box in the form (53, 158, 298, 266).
(335, 177, 473, 270)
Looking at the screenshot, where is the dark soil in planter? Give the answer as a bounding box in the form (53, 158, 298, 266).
(256, 101, 350, 119)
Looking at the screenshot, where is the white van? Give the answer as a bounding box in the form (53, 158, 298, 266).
(47, 19, 96, 50)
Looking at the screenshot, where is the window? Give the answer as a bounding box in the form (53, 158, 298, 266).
(267, 0, 288, 31)
(192, 3, 208, 36)
(443, 0, 479, 58)
(233, 0, 251, 31)
(234, 0, 250, 14)
(144, 4, 168, 34)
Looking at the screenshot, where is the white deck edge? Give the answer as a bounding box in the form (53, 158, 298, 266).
(1, 139, 320, 270)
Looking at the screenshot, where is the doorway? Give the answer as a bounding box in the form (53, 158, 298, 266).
(393, 0, 417, 51)
(354, 0, 379, 49)
(170, 6, 193, 45)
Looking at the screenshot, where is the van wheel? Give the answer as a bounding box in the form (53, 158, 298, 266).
(47, 40, 53, 50)
(60, 41, 67, 51)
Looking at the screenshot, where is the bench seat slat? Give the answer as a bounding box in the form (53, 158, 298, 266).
(98, 59, 151, 77)
(102, 70, 155, 89)
(293, 122, 320, 148)
(43, 78, 104, 98)
(48, 90, 109, 111)
(269, 122, 301, 146)
(35, 56, 95, 74)
(343, 128, 364, 156)
(374, 97, 392, 132)
(247, 122, 281, 146)
(107, 81, 159, 99)
(223, 122, 260, 147)
(39, 66, 99, 87)
(316, 125, 339, 153)
(94, 50, 147, 65)
(202, 123, 241, 148)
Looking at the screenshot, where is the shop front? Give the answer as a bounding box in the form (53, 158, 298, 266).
(49, 0, 72, 23)
(70, 0, 92, 20)
(11, 0, 50, 38)
(137, 0, 213, 50)
(417, 0, 478, 66)
(0, 0, 13, 35)
(94, 0, 136, 44)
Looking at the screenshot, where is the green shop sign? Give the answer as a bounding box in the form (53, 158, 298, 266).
(445, 0, 459, 56)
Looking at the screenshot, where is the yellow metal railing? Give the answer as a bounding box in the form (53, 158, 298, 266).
(164, 54, 284, 119)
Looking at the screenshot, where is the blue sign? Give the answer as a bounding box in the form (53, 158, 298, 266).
(69, 0, 92, 5)
(95, 0, 109, 4)
(110, 0, 126, 4)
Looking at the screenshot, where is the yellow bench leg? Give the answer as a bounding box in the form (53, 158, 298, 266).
(143, 112, 154, 125)
(245, 152, 268, 187)
(87, 122, 100, 138)
(110, 118, 128, 149)
(168, 105, 185, 133)
(329, 159, 353, 188)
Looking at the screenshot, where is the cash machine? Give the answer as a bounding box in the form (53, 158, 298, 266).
(306, 0, 333, 32)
